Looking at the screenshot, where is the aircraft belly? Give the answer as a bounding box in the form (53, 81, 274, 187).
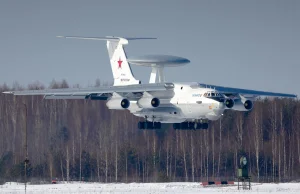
(132, 106, 182, 121)
(175, 103, 207, 119)
(177, 101, 225, 120)
(130, 97, 225, 122)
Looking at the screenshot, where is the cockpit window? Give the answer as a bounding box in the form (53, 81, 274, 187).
(204, 92, 224, 102)
(204, 92, 223, 98)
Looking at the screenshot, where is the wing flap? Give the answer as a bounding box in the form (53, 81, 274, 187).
(44, 95, 87, 100)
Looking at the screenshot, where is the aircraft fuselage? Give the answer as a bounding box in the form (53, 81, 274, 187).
(129, 83, 226, 123)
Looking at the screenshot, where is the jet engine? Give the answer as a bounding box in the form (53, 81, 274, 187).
(106, 98, 130, 109)
(224, 98, 234, 109)
(232, 99, 253, 111)
(137, 97, 160, 108)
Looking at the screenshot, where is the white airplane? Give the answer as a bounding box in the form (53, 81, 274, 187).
(4, 36, 297, 130)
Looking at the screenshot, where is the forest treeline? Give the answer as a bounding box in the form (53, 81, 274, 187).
(0, 80, 299, 183)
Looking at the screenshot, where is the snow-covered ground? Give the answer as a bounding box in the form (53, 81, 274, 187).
(0, 181, 299, 194)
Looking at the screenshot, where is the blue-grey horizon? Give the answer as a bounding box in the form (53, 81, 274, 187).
(0, 0, 299, 95)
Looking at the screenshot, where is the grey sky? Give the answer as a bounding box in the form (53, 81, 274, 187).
(0, 0, 299, 95)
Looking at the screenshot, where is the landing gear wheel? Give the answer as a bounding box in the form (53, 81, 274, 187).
(173, 122, 207, 130)
(173, 123, 180, 130)
(145, 122, 153, 130)
(138, 121, 145, 130)
(188, 122, 195, 130)
(202, 123, 209, 129)
(158, 122, 162, 129)
(139, 121, 162, 130)
(196, 123, 202, 129)
(193, 122, 198, 130)
(181, 122, 188, 129)
(154, 122, 161, 129)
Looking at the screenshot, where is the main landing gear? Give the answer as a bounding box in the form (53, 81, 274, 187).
(138, 121, 209, 130)
(173, 122, 209, 130)
(138, 121, 162, 130)
(138, 116, 162, 130)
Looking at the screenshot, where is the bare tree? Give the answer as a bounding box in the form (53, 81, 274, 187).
(182, 131, 188, 181)
(252, 105, 263, 182)
(217, 118, 222, 177)
(190, 131, 195, 182)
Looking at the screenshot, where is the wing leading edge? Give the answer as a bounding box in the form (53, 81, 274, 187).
(198, 83, 297, 98)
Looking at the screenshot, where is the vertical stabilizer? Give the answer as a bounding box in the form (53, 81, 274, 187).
(57, 36, 156, 86)
(106, 38, 140, 86)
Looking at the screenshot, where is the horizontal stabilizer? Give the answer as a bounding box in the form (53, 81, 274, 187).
(56, 36, 156, 42)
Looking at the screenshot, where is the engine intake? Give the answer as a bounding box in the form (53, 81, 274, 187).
(138, 97, 160, 108)
(225, 99, 234, 109)
(151, 98, 160, 108)
(106, 98, 130, 109)
(231, 99, 253, 111)
(243, 100, 253, 110)
(121, 99, 130, 109)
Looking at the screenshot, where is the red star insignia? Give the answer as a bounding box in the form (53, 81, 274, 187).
(117, 58, 123, 68)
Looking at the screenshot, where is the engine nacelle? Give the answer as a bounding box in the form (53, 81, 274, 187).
(106, 98, 130, 109)
(137, 97, 160, 108)
(232, 99, 253, 111)
(224, 98, 234, 109)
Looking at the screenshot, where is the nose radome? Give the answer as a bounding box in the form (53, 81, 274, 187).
(213, 108, 224, 116)
(218, 102, 225, 109)
(213, 103, 225, 115)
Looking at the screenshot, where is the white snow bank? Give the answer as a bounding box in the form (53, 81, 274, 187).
(0, 181, 299, 194)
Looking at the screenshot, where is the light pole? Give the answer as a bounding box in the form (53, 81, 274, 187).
(24, 103, 29, 193)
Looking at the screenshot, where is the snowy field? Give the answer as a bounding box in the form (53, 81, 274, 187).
(1, 181, 300, 194)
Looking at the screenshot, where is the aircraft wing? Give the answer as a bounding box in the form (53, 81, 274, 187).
(3, 83, 175, 100)
(198, 83, 297, 98)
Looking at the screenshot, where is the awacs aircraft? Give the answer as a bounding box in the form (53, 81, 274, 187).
(3, 36, 297, 130)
